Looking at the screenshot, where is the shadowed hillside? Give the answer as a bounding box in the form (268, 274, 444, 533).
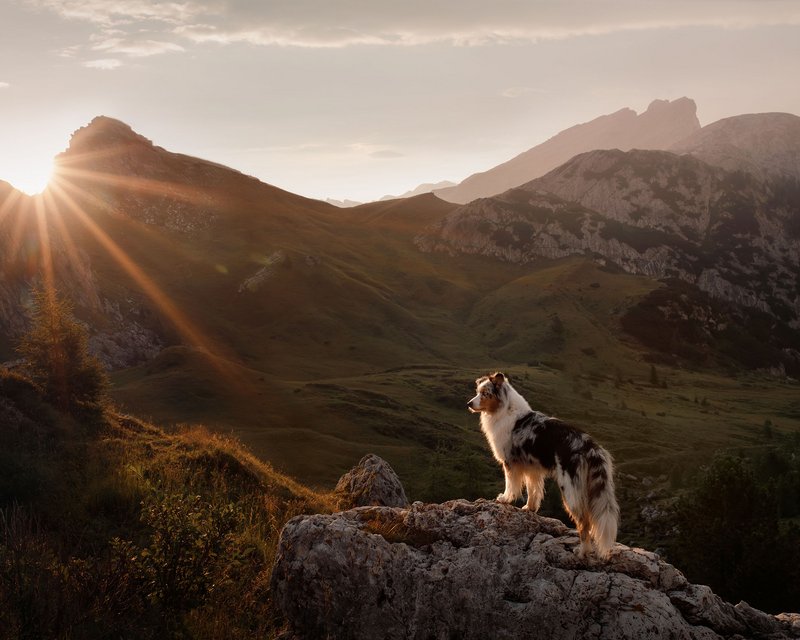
(0, 116, 798, 535)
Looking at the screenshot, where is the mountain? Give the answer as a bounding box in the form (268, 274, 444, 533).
(326, 197, 363, 207)
(3, 114, 800, 634)
(434, 97, 700, 204)
(2, 115, 799, 504)
(380, 180, 457, 201)
(418, 147, 800, 370)
(671, 112, 800, 183)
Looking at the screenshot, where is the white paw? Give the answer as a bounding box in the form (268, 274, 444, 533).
(496, 493, 513, 504)
(521, 504, 539, 512)
(574, 543, 593, 559)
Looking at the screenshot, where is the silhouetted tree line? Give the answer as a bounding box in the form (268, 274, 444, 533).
(671, 432, 800, 613)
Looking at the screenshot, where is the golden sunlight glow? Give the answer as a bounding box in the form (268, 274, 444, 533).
(4, 156, 54, 196)
(45, 173, 250, 390)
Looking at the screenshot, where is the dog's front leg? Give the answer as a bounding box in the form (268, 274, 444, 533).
(497, 462, 523, 504)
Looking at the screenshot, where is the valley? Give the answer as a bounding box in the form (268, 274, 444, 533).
(1, 113, 799, 544)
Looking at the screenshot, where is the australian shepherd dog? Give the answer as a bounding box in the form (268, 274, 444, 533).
(469, 372, 619, 558)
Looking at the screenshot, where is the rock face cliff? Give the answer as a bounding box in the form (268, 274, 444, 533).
(435, 98, 700, 204)
(271, 498, 800, 639)
(418, 148, 800, 332)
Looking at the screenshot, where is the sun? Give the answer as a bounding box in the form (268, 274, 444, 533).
(1, 155, 54, 196)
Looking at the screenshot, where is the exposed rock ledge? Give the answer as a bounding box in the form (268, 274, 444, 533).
(271, 499, 800, 640)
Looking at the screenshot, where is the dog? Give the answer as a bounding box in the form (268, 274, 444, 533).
(468, 372, 619, 558)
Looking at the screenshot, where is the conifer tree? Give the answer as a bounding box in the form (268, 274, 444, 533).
(17, 286, 108, 415)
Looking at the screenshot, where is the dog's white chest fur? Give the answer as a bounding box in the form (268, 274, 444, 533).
(479, 395, 534, 463)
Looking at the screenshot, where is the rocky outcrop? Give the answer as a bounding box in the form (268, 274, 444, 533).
(435, 98, 700, 204)
(272, 499, 799, 640)
(417, 148, 800, 328)
(53, 116, 260, 233)
(334, 454, 409, 509)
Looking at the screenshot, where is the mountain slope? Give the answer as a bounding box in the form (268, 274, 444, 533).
(418, 148, 800, 371)
(672, 112, 800, 183)
(435, 98, 700, 204)
(2, 116, 799, 500)
(380, 180, 457, 201)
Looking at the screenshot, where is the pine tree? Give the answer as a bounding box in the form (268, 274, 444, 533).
(17, 286, 108, 415)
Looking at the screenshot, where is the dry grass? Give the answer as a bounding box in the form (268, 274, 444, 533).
(0, 371, 334, 639)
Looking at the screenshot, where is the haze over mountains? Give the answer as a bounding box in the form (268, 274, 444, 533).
(1, 100, 799, 493)
(433, 97, 701, 204)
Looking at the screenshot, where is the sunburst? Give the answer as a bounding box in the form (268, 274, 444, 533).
(6, 151, 250, 389)
(3, 157, 54, 196)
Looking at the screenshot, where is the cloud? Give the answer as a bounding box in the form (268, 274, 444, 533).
(28, 0, 198, 26)
(91, 36, 185, 57)
(172, 1, 800, 48)
(0, 82, 9, 89)
(369, 149, 405, 159)
(83, 58, 123, 69)
(28, 0, 800, 51)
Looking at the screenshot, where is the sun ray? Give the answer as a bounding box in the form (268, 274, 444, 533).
(41, 189, 98, 305)
(47, 176, 249, 388)
(48, 170, 206, 266)
(0, 189, 26, 268)
(33, 194, 57, 305)
(0, 187, 23, 227)
(55, 165, 219, 207)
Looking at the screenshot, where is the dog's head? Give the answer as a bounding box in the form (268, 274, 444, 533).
(468, 372, 507, 414)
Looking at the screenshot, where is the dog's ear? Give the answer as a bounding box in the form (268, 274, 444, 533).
(490, 372, 506, 387)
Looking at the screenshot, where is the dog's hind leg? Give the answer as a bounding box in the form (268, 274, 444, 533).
(497, 463, 524, 504)
(522, 470, 545, 512)
(576, 516, 593, 558)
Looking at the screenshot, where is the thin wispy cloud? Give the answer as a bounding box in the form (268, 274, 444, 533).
(91, 36, 185, 57)
(28, 0, 198, 26)
(28, 0, 800, 52)
(83, 58, 123, 69)
(0, 82, 10, 89)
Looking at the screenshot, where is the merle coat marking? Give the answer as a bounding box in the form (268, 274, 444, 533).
(469, 372, 619, 558)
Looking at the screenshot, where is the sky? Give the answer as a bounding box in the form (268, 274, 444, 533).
(1, 1, 799, 202)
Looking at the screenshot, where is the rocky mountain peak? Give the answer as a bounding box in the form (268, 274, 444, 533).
(62, 116, 154, 156)
(435, 97, 701, 204)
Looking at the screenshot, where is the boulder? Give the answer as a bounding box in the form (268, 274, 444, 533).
(334, 454, 409, 509)
(271, 499, 799, 640)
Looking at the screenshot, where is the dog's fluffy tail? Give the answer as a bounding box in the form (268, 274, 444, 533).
(586, 446, 619, 558)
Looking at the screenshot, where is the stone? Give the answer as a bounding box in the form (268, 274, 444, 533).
(334, 454, 409, 508)
(271, 499, 800, 640)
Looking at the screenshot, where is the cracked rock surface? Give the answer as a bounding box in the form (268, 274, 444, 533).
(271, 499, 799, 640)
